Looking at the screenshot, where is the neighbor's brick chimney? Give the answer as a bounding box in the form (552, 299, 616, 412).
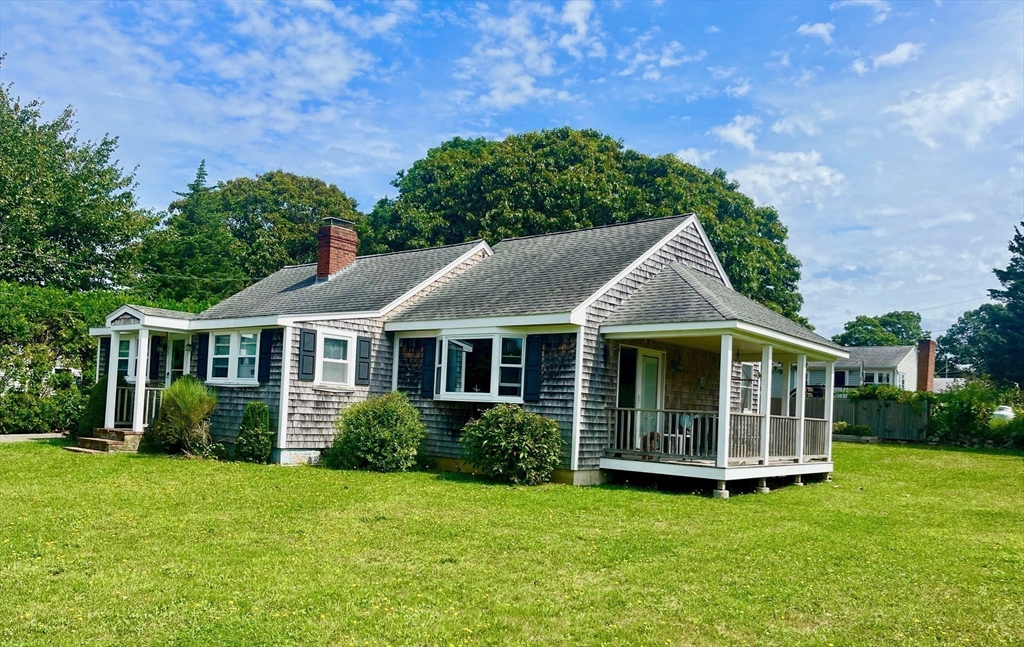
(317, 218, 358, 281)
(917, 339, 936, 392)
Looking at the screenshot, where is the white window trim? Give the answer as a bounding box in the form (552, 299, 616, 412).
(314, 331, 356, 389)
(119, 336, 138, 383)
(435, 334, 526, 404)
(206, 329, 261, 386)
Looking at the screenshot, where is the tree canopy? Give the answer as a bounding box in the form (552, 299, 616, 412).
(987, 221, 1024, 386)
(0, 68, 154, 291)
(361, 128, 806, 323)
(937, 303, 1006, 377)
(832, 311, 928, 347)
(138, 164, 361, 303)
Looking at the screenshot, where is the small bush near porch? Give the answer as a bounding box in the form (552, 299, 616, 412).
(1, 442, 1021, 646)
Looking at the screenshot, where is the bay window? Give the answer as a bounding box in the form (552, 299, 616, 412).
(206, 330, 260, 384)
(436, 335, 526, 402)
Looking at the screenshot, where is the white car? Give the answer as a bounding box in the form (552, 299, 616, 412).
(992, 406, 1016, 422)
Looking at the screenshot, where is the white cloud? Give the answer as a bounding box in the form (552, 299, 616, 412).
(732, 150, 845, 209)
(617, 34, 703, 79)
(796, 22, 835, 45)
(709, 115, 761, 151)
(830, 0, 892, 24)
(725, 77, 752, 97)
(919, 212, 976, 229)
(705, 25, 720, 34)
(675, 147, 716, 166)
(872, 42, 923, 69)
(707, 66, 736, 80)
(660, 41, 706, 67)
(767, 51, 791, 68)
(851, 58, 869, 75)
(884, 74, 1021, 148)
(557, 0, 606, 59)
(771, 114, 822, 136)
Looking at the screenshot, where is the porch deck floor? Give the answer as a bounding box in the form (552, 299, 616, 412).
(604, 450, 829, 469)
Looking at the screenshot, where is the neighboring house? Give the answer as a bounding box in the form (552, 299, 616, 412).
(85, 214, 848, 496)
(800, 341, 936, 397)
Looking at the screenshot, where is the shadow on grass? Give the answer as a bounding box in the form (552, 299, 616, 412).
(864, 440, 1024, 459)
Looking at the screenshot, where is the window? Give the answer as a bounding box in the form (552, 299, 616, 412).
(117, 339, 131, 377)
(863, 371, 891, 385)
(319, 335, 350, 386)
(436, 335, 525, 402)
(834, 370, 847, 388)
(207, 330, 260, 384)
(740, 364, 754, 412)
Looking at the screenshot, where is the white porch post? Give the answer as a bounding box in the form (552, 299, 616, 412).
(759, 344, 773, 465)
(103, 330, 120, 428)
(716, 334, 733, 468)
(781, 361, 792, 417)
(132, 328, 149, 433)
(795, 353, 807, 463)
(824, 361, 835, 463)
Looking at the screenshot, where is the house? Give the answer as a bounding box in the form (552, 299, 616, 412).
(84, 214, 848, 497)
(804, 341, 936, 396)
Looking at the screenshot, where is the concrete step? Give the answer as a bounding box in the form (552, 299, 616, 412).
(77, 437, 123, 452)
(92, 428, 142, 442)
(63, 446, 106, 455)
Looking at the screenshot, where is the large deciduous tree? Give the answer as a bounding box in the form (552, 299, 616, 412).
(987, 221, 1024, 386)
(138, 164, 361, 303)
(0, 73, 153, 290)
(832, 311, 928, 347)
(361, 128, 806, 323)
(936, 304, 1006, 377)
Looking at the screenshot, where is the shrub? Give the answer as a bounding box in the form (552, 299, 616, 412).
(146, 376, 218, 457)
(322, 392, 425, 472)
(460, 404, 563, 485)
(930, 378, 1024, 448)
(77, 374, 108, 438)
(0, 371, 84, 435)
(236, 401, 274, 464)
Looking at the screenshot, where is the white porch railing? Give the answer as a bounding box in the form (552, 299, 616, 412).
(803, 418, 829, 458)
(112, 385, 164, 428)
(607, 408, 718, 460)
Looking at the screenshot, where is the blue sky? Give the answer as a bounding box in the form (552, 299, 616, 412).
(1, 0, 1022, 337)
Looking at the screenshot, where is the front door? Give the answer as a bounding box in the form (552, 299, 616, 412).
(636, 350, 663, 447)
(166, 335, 187, 386)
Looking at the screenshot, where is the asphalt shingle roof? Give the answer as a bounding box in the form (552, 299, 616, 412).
(127, 305, 197, 320)
(809, 345, 915, 369)
(391, 215, 696, 322)
(603, 262, 844, 350)
(195, 241, 483, 320)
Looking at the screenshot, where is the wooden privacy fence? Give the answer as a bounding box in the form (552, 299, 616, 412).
(831, 399, 929, 440)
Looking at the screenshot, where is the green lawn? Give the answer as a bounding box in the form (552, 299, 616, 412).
(1, 441, 1021, 647)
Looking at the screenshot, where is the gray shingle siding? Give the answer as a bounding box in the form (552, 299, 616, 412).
(396, 333, 577, 468)
(577, 220, 728, 470)
(207, 331, 283, 445)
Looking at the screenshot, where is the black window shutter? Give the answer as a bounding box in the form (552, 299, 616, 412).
(617, 347, 638, 408)
(523, 335, 543, 403)
(257, 329, 275, 383)
(99, 337, 111, 377)
(355, 336, 372, 386)
(148, 336, 162, 382)
(195, 333, 209, 380)
(298, 328, 316, 381)
(420, 338, 436, 399)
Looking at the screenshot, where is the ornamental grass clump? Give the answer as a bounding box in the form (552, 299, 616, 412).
(322, 392, 425, 472)
(460, 404, 563, 485)
(235, 401, 274, 464)
(146, 376, 218, 457)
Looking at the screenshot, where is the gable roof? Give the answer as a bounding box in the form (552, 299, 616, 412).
(195, 241, 485, 321)
(603, 262, 843, 351)
(390, 215, 710, 323)
(127, 305, 198, 320)
(811, 345, 915, 369)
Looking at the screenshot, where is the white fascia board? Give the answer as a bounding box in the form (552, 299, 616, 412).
(278, 311, 380, 324)
(104, 304, 144, 326)
(599, 458, 832, 481)
(569, 215, 698, 323)
(189, 316, 281, 330)
(601, 320, 847, 360)
(385, 312, 573, 332)
(89, 327, 112, 337)
(377, 241, 493, 318)
(140, 316, 193, 331)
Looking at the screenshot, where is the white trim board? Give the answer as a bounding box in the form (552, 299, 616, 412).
(599, 458, 833, 482)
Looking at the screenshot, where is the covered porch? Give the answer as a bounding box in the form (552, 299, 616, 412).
(600, 331, 841, 495)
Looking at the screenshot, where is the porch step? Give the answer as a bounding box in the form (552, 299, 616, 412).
(63, 446, 106, 455)
(77, 437, 124, 452)
(92, 428, 143, 442)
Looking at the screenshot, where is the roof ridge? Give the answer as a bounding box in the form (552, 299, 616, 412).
(668, 262, 735, 320)
(279, 239, 486, 269)
(494, 214, 694, 245)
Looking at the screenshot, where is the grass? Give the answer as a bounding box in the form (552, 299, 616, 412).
(1, 441, 1021, 647)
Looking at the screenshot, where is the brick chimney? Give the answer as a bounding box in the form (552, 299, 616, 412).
(917, 339, 936, 392)
(317, 218, 358, 281)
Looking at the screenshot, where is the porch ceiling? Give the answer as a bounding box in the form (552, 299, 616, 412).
(611, 333, 823, 363)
